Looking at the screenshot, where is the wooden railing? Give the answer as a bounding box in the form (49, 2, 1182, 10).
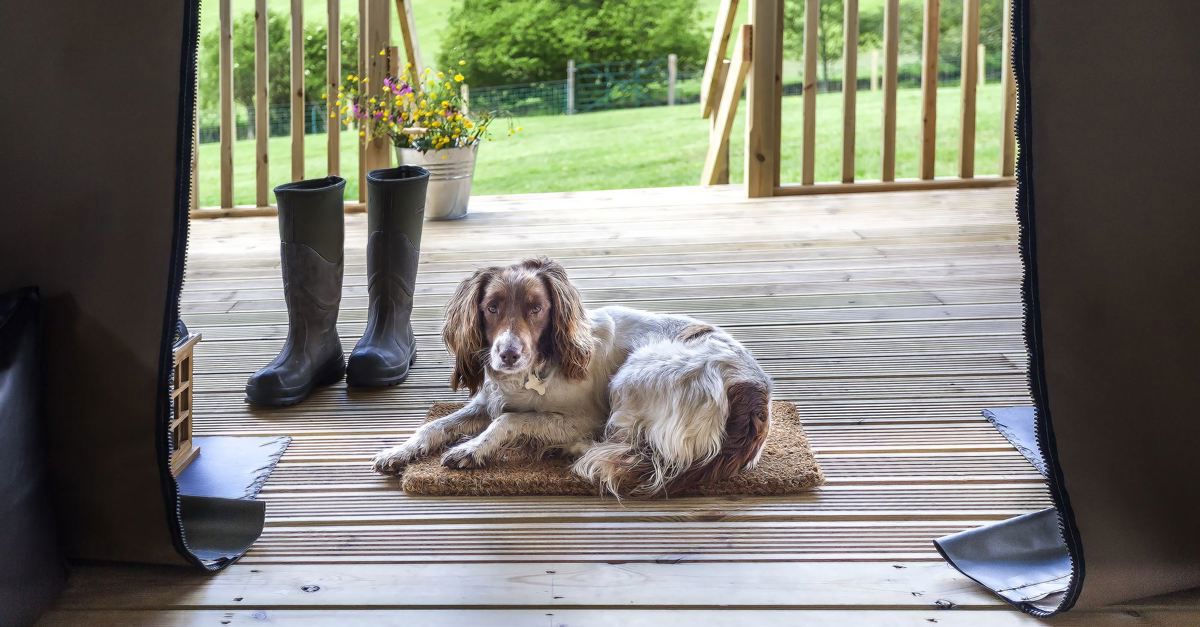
(194, 0, 421, 218)
(702, 0, 1018, 198)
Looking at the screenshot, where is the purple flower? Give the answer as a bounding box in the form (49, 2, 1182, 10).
(397, 83, 413, 96)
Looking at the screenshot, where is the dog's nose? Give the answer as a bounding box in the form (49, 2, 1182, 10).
(499, 348, 520, 366)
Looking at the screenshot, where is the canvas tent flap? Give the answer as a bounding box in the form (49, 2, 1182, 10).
(0, 0, 269, 573)
(936, 0, 1200, 614)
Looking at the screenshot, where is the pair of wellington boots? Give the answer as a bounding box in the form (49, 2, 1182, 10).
(245, 166, 429, 407)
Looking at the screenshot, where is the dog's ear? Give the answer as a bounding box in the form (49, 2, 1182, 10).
(527, 257, 593, 380)
(443, 267, 494, 394)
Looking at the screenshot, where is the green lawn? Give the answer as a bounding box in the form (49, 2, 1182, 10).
(196, 82, 1003, 206)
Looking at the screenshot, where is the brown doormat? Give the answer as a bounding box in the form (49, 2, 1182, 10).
(400, 400, 824, 497)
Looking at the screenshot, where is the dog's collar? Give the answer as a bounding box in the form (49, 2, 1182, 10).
(524, 367, 551, 396)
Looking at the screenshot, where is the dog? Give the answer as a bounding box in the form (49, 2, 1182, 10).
(372, 257, 773, 497)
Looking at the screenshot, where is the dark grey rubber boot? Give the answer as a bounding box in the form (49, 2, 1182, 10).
(346, 166, 429, 387)
(245, 176, 347, 406)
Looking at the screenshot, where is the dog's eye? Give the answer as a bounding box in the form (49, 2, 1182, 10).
(529, 306, 542, 315)
(486, 305, 498, 314)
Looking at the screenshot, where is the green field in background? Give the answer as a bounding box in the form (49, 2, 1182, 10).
(195, 82, 1003, 206)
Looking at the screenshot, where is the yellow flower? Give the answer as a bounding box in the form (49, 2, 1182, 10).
(329, 111, 337, 118)
(431, 120, 441, 128)
(358, 130, 365, 137)
(440, 100, 449, 108)
(453, 73, 464, 82)
(436, 71, 445, 79)
(361, 77, 368, 83)
(368, 97, 376, 104)
(444, 82, 452, 89)
(378, 49, 387, 56)
(454, 113, 463, 120)
(458, 59, 466, 66)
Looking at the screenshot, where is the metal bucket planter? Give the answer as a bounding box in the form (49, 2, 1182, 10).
(395, 144, 477, 220)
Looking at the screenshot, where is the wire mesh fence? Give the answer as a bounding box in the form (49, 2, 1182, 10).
(197, 56, 701, 144)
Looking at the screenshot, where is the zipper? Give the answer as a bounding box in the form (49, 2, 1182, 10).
(1011, 0, 1085, 615)
(160, 0, 210, 569)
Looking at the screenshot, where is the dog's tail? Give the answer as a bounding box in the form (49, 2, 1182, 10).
(572, 380, 771, 498)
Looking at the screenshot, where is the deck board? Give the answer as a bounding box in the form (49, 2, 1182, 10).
(50, 186, 1195, 623)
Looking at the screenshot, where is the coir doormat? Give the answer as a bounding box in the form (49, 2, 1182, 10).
(401, 400, 824, 497)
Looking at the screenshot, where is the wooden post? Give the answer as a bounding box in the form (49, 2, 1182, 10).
(870, 49, 879, 91)
(566, 60, 576, 115)
(700, 0, 740, 118)
(327, 0, 340, 176)
(702, 26, 752, 186)
(395, 0, 424, 73)
(978, 43, 986, 85)
(841, 0, 859, 183)
(290, 0, 305, 181)
(959, 0, 980, 179)
(254, 0, 269, 207)
(801, 0, 818, 186)
(357, 0, 367, 202)
(1000, 0, 1017, 177)
(881, 0, 899, 182)
(745, 0, 781, 198)
(667, 53, 678, 106)
(366, 0, 390, 172)
(219, 0, 233, 208)
(919, 0, 940, 180)
(709, 59, 732, 184)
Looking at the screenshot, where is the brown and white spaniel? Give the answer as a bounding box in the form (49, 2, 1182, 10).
(373, 257, 772, 497)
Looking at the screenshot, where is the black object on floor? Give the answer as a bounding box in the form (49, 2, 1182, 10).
(347, 166, 429, 388)
(175, 436, 290, 566)
(245, 176, 347, 406)
(0, 288, 66, 626)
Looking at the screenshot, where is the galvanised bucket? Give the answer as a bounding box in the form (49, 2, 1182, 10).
(395, 144, 477, 220)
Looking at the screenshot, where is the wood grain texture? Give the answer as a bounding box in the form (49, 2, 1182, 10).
(702, 27, 752, 185)
(326, 0, 340, 176)
(745, 0, 782, 197)
(881, 0, 900, 181)
(290, 0, 305, 181)
(959, 0, 981, 178)
(919, 0, 940, 180)
(841, 0, 859, 183)
(254, 0, 269, 207)
(801, 0, 819, 185)
(47, 186, 1200, 620)
(219, 0, 234, 207)
(700, 0, 740, 118)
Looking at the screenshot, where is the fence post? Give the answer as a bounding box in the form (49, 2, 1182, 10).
(461, 84, 470, 116)
(870, 49, 879, 91)
(566, 59, 576, 115)
(978, 43, 986, 84)
(667, 53, 677, 106)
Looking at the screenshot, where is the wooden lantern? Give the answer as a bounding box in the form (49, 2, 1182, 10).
(171, 333, 201, 475)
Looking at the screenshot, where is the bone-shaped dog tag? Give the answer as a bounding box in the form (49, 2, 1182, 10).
(524, 373, 547, 396)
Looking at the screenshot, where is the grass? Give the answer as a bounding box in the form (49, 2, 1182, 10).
(196, 82, 1004, 206)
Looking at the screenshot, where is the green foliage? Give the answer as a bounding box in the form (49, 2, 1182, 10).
(437, 0, 708, 87)
(198, 11, 359, 116)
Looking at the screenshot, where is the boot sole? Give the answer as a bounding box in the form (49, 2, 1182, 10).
(245, 354, 346, 407)
(346, 351, 417, 388)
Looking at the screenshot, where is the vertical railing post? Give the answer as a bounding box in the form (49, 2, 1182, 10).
(395, 0, 424, 72)
(218, 0, 233, 208)
(326, 0, 340, 176)
(800, 0, 818, 186)
(959, 0, 980, 179)
(1000, 0, 1017, 177)
(745, 0, 782, 198)
(841, 0, 859, 183)
(566, 60, 576, 115)
(919, 0, 940, 180)
(254, 0, 269, 208)
(365, 0, 391, 174)
(881, 0, 899, 182)
(710, 59, 732, 184)
(357, 0, 367, 202)
(667, 53, 677, 106)
(978, 43, 986, 85)
(290, 0, 305, 181)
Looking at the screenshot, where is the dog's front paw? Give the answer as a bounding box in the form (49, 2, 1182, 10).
(441, 444, 485, 469)
(373, 445, 419, 475)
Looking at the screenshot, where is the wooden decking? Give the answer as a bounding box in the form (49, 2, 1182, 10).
(46, 186, 1200, 624)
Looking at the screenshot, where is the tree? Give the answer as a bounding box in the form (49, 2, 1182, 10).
(437, 0, 708, 87)
(198, 11, 359, 133)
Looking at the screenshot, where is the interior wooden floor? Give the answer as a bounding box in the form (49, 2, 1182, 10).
(45, 186, 1200, 625)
